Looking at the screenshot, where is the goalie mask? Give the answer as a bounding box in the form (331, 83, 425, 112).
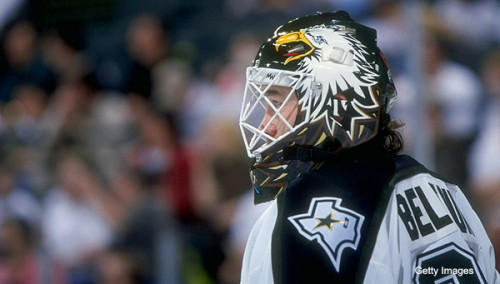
(239, 11, 397, 204)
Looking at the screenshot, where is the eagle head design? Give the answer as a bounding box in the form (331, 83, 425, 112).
(240, 11, 397, 204)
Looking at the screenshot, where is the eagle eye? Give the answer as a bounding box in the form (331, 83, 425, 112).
(313, 35, 326, 45)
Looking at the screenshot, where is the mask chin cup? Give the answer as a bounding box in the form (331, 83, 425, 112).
(250, 158, 315, 204)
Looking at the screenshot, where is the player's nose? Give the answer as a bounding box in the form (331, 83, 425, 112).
(259, 113, 277, 138)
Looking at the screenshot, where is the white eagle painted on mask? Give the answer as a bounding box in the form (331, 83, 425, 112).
(274, 25, 382, 142)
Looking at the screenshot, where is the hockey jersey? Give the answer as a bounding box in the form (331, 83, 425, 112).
(241, 154, 500, 283)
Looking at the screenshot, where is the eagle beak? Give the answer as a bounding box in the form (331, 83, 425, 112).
(275, 31, 314, 65)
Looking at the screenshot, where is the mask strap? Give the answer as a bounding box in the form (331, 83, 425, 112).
(283, 145, 336, 162)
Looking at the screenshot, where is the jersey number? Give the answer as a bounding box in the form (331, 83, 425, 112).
(413, 242, 486, 283)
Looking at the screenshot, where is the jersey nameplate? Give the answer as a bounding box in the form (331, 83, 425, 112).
(396, 181, 474, 241)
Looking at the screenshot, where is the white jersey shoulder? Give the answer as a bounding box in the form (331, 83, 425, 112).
(240, 200, 277, 284)
(363, 172, 500, 284)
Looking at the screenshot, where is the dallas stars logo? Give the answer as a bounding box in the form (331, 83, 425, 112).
(314, 211, 345, 231)
(288, 197, 364, 272)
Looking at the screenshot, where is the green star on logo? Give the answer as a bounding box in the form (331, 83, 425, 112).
(314, 211, 345, 231)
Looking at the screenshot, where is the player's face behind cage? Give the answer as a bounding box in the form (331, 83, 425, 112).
(239, 68, 313, 159)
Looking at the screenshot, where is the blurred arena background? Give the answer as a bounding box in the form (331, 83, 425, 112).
(0, 0, 498, 283)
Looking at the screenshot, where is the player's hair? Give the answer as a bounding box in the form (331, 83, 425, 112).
(377, 112, 404, 154)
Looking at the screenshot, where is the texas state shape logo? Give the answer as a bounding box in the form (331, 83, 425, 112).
(288, 197, 365, 272)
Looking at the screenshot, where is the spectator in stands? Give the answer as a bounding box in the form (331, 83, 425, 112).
(433, 0, 500, 70)
(468, 48, 500, 270)
(0, 217, 66, 284)
(96, 247, 146, 284)
(424, 29, 483, 189)
(41, 150, 113, 283)
(0, 21, 55, 103)
(125, 12, 192, 116)
(0, 155, 41, 227)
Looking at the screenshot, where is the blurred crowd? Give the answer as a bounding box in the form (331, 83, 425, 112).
(0, 0, 499, 283)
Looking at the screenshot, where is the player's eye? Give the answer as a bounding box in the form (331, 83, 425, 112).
(271, 99, 282, 108)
